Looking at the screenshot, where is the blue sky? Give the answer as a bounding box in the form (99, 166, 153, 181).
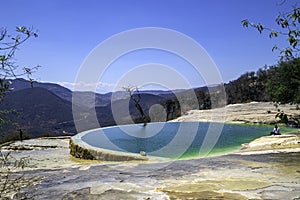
(1, 0, 297, 93)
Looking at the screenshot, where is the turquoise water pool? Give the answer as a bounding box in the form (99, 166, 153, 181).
(80, 122, 294, 159)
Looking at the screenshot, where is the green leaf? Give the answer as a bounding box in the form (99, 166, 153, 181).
(288, 37, 297, 48)
(241, 19, 249, 27)
(276, 17, 289, 28)
(0, 55, 6, 61)
(269, 30, 278, 38)
(16, 26, 26, 33)
(290, 12, 297, 21)
(15, 35, 20, 42)
(285, 48, 293, 57)
(281, 19, 289, 28)
(288, 30, 297, 37)
(290, 8, 300, 22)
(257, 23, 263, 34)
(26, 29, 31, 36)
(272, 45, 278, 52)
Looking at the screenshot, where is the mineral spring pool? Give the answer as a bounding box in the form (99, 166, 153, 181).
(71, 122, 294, 160)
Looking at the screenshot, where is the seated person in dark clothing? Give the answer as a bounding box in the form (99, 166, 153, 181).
(270, 124, 281, 135)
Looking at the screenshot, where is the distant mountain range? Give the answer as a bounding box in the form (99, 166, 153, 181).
(1, 70, 272, 143)
(0, 87, 75, 138)
(1, 78, 207, 143)
(3, 59, 294, 144)
(10, 78, 121, 108)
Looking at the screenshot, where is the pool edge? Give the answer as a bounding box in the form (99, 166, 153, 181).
(69, 137, 149, 161)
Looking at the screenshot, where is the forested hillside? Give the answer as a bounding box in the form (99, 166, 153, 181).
(225, 57, 300, 104)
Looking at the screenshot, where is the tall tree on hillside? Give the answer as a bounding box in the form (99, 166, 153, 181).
(266, 58, 300, 103)
(241, 2, 300, 105)
(225, 69, 270, 104)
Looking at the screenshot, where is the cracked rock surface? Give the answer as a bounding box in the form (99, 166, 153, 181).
(2, 137, 299, 200)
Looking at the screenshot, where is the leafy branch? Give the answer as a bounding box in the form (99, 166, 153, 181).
(242, 6, 300, 61)
(0, 26, 40, 101)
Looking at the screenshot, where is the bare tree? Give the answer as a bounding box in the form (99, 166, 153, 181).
(123, 86, 148, 126)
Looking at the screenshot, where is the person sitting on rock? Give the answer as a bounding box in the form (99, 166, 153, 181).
(270, 124, 280, 135)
